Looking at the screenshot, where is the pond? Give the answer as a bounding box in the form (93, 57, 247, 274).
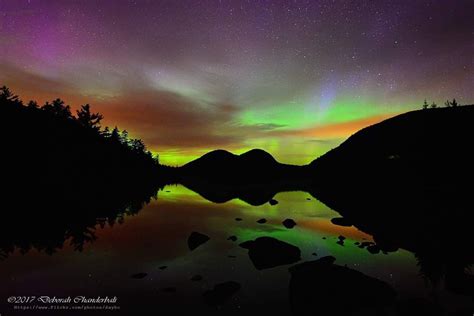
(0, 185, 471, 315)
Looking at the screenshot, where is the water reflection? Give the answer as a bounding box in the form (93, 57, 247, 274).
(0, 184, 472, 315)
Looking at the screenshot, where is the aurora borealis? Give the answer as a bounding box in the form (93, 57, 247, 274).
(1, 0, 472, 165)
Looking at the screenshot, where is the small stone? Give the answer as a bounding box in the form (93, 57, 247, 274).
(282, 218, 297, 229)
(256, 218, 267, 224)
(235, 217, 243, 221)
(269, 199, 279, 205)
(159, 266, 167, 270)
(227, 236, 237, 242)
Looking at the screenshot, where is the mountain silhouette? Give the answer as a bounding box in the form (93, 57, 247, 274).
(307, 105, 474, 295)
(181, 149, 279, 178)
(172, 148, 309, 204)
(177, 148, 307, 184)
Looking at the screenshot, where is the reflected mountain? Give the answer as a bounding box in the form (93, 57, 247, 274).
(170, 149, 312, 205)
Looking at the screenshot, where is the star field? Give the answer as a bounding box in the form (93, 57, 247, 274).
(0, 0, 472, 164)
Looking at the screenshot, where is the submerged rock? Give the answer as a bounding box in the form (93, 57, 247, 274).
(358, 241, 374, 249)
(130, 272, 148, 279)
(336, 235, 346, 246)
(159, 265, 167, 270)
(367, 244, 380, 254)
(235, 217, 243, 221)
(269, 199, 279, 205)
(227, 235, 237, 242)
(187, 232, 210, 251)
(256, 218, 267, 224)
(282, 218, 297, 229)
(239, 237, 301, 270)
(289, 256, 396, 315)
(203, 281, 241, 306)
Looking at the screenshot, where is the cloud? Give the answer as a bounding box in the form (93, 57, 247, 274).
(270, 114, 395, 139)
(0, 63, 78, 101)
(95, 88, 283, 150)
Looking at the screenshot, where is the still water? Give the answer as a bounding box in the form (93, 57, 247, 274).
(0, 185, 470, 314)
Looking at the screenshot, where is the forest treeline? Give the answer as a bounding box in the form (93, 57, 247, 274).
(0, 85, 159, 164)
(0, 86, 169, 258)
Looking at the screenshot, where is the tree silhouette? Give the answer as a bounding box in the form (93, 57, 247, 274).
(110, 127, 121, 143)
(102, 126, 111, 137)
(42, 98, 72, 119)
(0, 86, 19, 103)
(27, 100, 38, 109)
(422, 99, 429, 109)
(445, 100, 450, 107)
(130, 138, 146, 153)
(76, 104, 104, 131)
(430, 102, 437, 109)
(120, 130, 129, 145)
(450, 98, 458, 107)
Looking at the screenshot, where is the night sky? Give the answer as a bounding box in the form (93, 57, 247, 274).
(1, 0, 473, 165)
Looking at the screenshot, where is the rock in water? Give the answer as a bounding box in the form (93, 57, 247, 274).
(203, 281, 241, 306)
(282, 218, 297, 229)
(256, 218, 267, 224)
(289, 256, 396, 316)
(239, 237, 301, 270)
(367, 244, 380, 254)
(188, 232, 210, 251)
(269, 199, 279, 205)
(227, 235, 237, 242)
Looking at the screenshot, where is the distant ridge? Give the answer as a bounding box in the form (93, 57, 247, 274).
(307, 105, 474, 269)
(182, 148, 278, 173)
(172, 148, 308, 202)
(309, 104, 474, 185)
